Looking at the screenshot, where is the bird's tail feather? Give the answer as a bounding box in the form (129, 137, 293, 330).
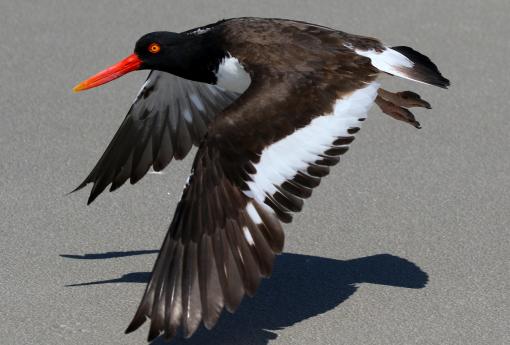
(356, 45, 450, 88)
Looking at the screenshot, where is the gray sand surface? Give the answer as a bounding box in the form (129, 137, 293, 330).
(1, 1, 508, 344)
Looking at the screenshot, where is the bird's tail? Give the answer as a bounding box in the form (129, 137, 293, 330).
(356, 45, 450, 88)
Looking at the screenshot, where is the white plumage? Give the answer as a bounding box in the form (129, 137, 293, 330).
(353, 47, 436, 86)
(245, 81, 380, 205)
(215, 54, 251, 93)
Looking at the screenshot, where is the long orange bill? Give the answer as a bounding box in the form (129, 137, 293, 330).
(73, 53, 142, 92)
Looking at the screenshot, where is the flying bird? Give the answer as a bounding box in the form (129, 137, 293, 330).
(72, 17, 449, 342)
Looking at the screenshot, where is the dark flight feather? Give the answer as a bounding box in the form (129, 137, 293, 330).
(73, 71, 240, 204)
(125, 145, 284, 340)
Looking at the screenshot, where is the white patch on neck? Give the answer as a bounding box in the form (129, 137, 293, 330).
(215, 54, 251, 93)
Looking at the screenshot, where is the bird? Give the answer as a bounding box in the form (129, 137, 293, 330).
(72, 17, 449, 342)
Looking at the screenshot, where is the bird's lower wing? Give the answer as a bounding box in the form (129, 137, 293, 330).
(125, 144, 284, 341)
(125, 73, 380, 342)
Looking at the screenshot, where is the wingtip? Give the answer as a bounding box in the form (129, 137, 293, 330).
(125, 315, 147, 335)
(391, 45, 451, 89)
(147, 325, 161, 343)
(65, 181, 90, 201)
(86, 189, 102, 205)
(435, 76, 450, 89)
(68, 180, 88, 195)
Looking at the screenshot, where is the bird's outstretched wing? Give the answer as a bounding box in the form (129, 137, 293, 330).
(74, 71, 240, 204)
(125, 71, 380, 341)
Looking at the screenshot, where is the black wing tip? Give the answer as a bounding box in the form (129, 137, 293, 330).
(68, 180, 88, 195)
(391, 45, 450, 89)
(86, 194, 97, 205)
(147, 329, 160, 342)
(86, 185, 103, 205)
(425, 74, 450, 89)
(66, 180, 98, 205)
(125, 315, 147, 335)
(71, 184, 102, 205)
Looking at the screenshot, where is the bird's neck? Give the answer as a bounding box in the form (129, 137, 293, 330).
(163, 32, 228, 85)
(158, 31, 251, 93)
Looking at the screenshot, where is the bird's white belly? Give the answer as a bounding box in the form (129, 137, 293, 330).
(215, 55, 251, 93)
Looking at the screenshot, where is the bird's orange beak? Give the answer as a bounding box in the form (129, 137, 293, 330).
(73, 53, 142, 92)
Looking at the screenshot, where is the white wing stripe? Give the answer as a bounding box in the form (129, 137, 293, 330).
(245, 81, 380, 204)
(245, 202, 263, 225)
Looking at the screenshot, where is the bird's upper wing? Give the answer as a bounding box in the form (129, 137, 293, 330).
(125, 71, 380, 341)
(74, 71, 241, 204)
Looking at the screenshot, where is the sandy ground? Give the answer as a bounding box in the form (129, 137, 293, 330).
(0, 1, 508, 344)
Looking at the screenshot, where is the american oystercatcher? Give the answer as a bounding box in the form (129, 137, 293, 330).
(73, 17, 449, 342)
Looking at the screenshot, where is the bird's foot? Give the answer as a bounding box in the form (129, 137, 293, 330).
(377, 89, 431, 109)
(375, 89, 432, 129)
(375, 96, 421, 129)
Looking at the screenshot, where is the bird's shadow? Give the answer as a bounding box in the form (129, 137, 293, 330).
(64, 251, 428, 345)
(60, 249, 159, 260)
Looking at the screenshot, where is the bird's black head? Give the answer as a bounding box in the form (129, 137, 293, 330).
(133, 31, 184, 70)
(73, 30, 226, 92)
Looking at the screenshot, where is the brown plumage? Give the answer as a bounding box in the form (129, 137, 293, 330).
(71, 17, 449, 342)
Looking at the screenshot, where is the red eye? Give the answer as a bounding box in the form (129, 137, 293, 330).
(148, 43, 161, 54)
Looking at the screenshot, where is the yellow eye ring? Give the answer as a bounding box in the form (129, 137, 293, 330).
(148, 43, 161, 54)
